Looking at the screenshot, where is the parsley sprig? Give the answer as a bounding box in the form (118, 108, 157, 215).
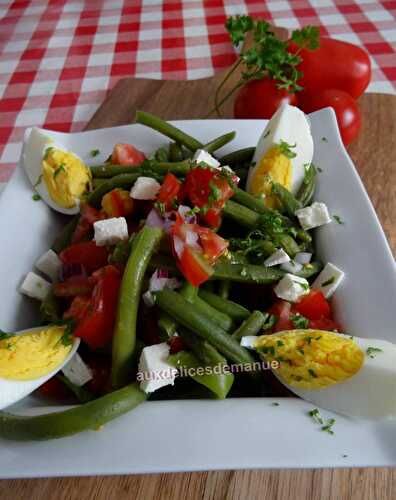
(208, 16, 320, 116)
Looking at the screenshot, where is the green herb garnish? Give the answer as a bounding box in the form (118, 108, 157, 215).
(264, 129, 271, 138)
(272, 402, 279, 406)
(321, 418, 336, 435)
(333, 214, 344, 225)
(53, 163, 66, 178)
(43, 147, 54, 161)
(261, 345, 275, 356)
(276, 340, 284, 347)
(321, 276, 336, 287)
(53, 319, 75, 347)
(32, 194, 41, 201)
(291, 313, 309, 329)
(308, 368, 317, 378)
(308, 408, 323, 424)
(34, 174, 43, 187)
(0, 329, 12, 342)
(278, 140, 297, 159)
(321, 137, 328, 143)
(366, 346, 383, 358)
(90, 149, 100, 157)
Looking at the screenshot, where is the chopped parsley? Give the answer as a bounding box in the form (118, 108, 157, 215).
(291, 313, 309, 329)
(185, 206, 200, 217)
(276, 340, 284, 347)
(321, 418, 336, 435)
(53, 163, 66, 178)
(304, 336, 314, 345)
(333, 214, 344, 225)
(208, 181, 221, 203)
(294, 280, 309, 291)
(321, 276, 336, 287)
(0, 329, 12, 342)
(90, 149, 100, 157)
(261, 345, 275, 356)
(43, 147, 54, 160)
(366, 346, 383, 358)
(264, 129, 271, 138)
(262, 314, 278, 331)
(317, 166, 323, 173)
(54, 319, 75, 347)
(278, 140, 297, 159)
(34, 174, 43, 187)
(308, 368, 317, 378)
(272, 402, 279, 406)
(297, 347, 305, 355)
(32, 193, 41, 201)
(154, 201, 166, 215)
(308, 408, 323, 424)
(321, 137, 328, 143)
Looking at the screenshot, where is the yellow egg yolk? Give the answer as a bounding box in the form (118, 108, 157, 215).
(255, 330, 364, 390)
(42, 147, 92, 208)
(249, 146, 292, 208)
(0, 326, 72, 381)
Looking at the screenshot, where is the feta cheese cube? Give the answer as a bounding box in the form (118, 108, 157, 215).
(35, 249, 62, 282)
(19, 272, 51, 301)
(93, 217, 128, 246)
(295, 202, 332, 230)
(130, 177, 161, 200)
(240, 336, 259, 349)
(138, 343, 177, 393)
(312, 262, 345, 298)
(280, 260, 303, 273)
(62, 353, 93, 387)
(264, 248, 290, 267)
(192, 149, 220, 169)
(274, 273, 310, 303)
(294, 252, 312, 265)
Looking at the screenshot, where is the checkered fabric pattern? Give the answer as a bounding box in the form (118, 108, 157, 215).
(0, 0, 395, 191)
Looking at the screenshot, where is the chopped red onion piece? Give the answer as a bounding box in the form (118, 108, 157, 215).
(173, 235, 184, 259)
(146, 208, 164, 229)
(178, 205, 197, 224)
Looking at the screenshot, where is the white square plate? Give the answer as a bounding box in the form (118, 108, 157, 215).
(0, 110, 396, 478)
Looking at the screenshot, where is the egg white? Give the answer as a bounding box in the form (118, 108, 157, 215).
(247, 104, 314, 195)
(22, 127, 82, 215)
(271, 334, 396, 420)
(0, 326, 80, 411)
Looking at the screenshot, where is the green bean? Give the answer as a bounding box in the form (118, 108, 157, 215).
(232, 188, 271, 216)
(155, 288, 257, 367)
(271, 182, 302, 217)
(297, 164, 316, 207)
(275, 233, 300, 258)
(90, 161, 191, 179)
(204, 131, 236, 154)
(194, 296, 234, 332)
(168, 350, 233, 399)
(51, 215, 79, 253)
(92, 178, 107, 188)
(158, 282, 196, 337)
(88, 173, 142, 207)
(295, 228, 312, 244)
(219, 280, 231, 300)
(155, 146, 169, 162)
(136, 111, 203, 151)
(169, 142, 184, 162)
(223, 200, 260, 228)
(232, 311, 267, 340)
(198, 289, 250, 322)
(111, 226, 163, 389)
(0, 383, 146, 441)
(219, 147, 255, 167)
(213, 262, 284, 284)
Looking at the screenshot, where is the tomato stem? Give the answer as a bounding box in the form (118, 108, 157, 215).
(205, 59, 243, 118)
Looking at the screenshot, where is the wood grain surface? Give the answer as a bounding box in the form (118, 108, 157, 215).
(1, 56, 395, 499)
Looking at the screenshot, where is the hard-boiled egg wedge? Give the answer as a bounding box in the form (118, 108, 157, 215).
(22, 127, 92, 215)
(0, 325, 79, 410)
(247, 104, 313, 207)
(243, 329, 396, 420)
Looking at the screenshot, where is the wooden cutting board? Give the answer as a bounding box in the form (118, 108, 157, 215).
(2, 45, 396, 500)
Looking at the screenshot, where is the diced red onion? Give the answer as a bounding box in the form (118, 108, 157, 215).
(178, 205, 197, 224)
(143, 290, 155, 307)
(185, 228, 201, 251)
(173, 235, 184, 259)
(146, 208, 164, 229)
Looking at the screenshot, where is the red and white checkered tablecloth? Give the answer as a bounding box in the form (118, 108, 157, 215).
(0, 0, 395, 191)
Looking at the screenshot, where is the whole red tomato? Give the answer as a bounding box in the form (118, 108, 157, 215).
(299, 88, 361, 145)
(288, 37, 371, 100)
(234, 77, 297, 119)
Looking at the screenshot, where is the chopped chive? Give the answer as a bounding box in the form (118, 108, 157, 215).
(32, 193, 41, 201)
(321, 137, 328, 142)
(90, 149, 100, 157)
(272, 402, 279, 406)
(264, 129, 271, 138)
(34, 174, 43, 187)
(308, 408, 323, 424)
(53, 164, 66, 178)
(308, 368, 317, 378)
(333, 214, 344, 225)
(366, 346, 383, 358)
(321, 276, 336, 287)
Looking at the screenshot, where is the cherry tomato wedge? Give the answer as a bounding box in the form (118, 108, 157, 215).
(72, 204, 104, 244)
(101, 189, 134, 217)
(177, 246, 213, 287)
(157, 173, 181, 210)
(234, 77, 298, 119)
(60, 241, 109, 274)
(195, 226, 228, 264)
(111, 143, 146, 166)
(53, 275, 95, 297)
(268, 300, 294, 332)
(293, 289, 331, 320)
(309, 318, 342, 332)
(70, 265, 121, 349)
